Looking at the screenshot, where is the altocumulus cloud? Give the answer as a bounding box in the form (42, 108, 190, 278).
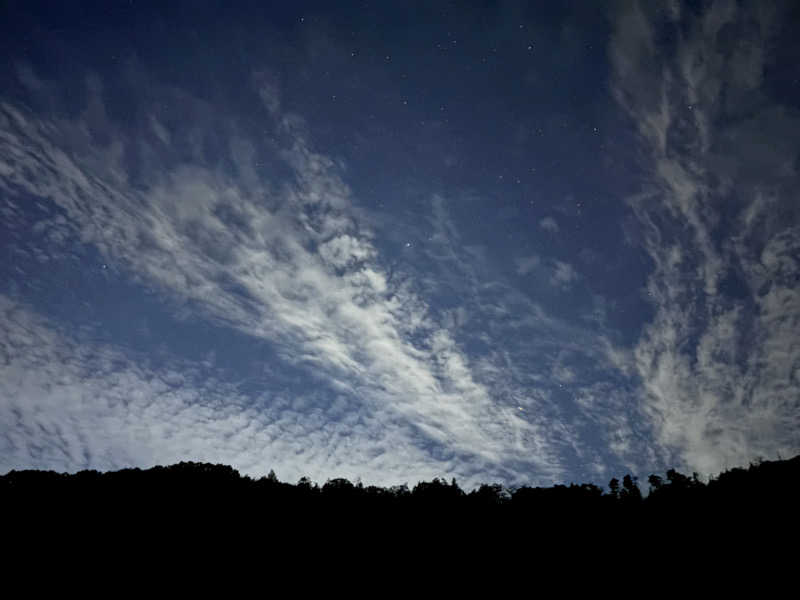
(3, 0, 798, 489)
(0, 293, 460, 485)
(0, 67, 567, 488)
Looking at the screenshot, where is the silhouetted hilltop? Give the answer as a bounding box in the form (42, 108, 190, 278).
(3, 455, 799, 525)
(3, 455, 798, 576)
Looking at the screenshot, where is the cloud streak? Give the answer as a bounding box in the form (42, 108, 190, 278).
(610, 0, 800, 474)
(0, 67, 571, 487)
(5, 1, 795, 489)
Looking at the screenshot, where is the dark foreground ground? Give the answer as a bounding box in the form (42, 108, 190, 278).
(3, 454, 798, 581)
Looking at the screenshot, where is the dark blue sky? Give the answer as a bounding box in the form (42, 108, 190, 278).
(1, 0, 799, 489)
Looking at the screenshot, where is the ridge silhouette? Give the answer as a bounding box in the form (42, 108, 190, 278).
(3, 454, 797, 573)
(4, 455, 798, 523)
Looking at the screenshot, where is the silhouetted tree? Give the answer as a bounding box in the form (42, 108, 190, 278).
(620, 475, 642, 502)
(3, 453, 799, 551)
(666, 468, 692, 489)
(608, 477, 620, 499)
(647, 474, 663, 492)
(469, 483, 506, 506)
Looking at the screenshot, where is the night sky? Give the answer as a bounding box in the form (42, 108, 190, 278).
(1, 0, 799, 489)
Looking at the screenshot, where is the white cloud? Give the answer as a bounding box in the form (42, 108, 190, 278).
(551, 364, 576, 385)
(318, 234, 374, 269)
(415, 197, 652, 478)
(549, 260, 578, 289)
(0, 294, 454, 486)
(539, 217, 559, 232)
(0, 70, 570, 488)
(515, 255, 541, 276)
(610, 0, 800, 475)
(515, 254, 578, 290)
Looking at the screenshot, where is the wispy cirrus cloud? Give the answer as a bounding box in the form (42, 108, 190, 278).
(550, 260, 578, 290)
(398, 192, 653, 480)
(0, 65, 575, 487)
(610, 0, 800, 474)
(514, 254, 578, 290)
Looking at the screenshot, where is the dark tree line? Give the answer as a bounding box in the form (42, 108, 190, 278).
(2, 454, 798, 568)
(3, 456, 793, 590)
(3, 455, 798, 523)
